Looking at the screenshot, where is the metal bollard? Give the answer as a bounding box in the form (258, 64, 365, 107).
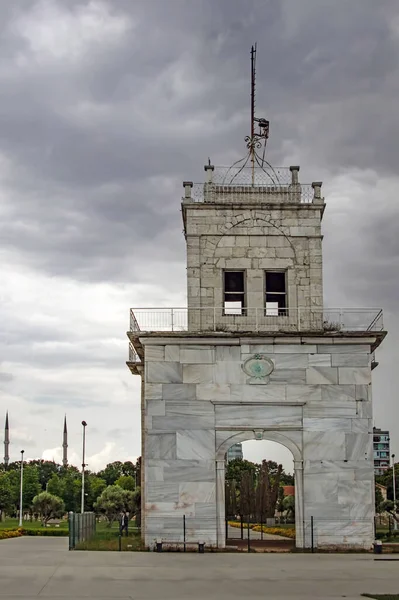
(118, 534, 122, 551)
(373, 540, 383, 555)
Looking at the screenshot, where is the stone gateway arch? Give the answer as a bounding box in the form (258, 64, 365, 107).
(127, 164, 385, 550)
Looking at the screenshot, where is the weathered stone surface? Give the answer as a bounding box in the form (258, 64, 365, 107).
(138, 170, 384, 552)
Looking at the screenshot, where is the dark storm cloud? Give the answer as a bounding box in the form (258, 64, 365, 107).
(0, 0, 396, 285)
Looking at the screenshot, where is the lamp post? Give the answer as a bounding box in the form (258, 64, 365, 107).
(392, 453, 397, 531)
(19, 450, 24, 527)
(81, 421, 87, 514)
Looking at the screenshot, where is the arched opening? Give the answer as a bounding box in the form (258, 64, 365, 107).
(216, 430, 304, 549)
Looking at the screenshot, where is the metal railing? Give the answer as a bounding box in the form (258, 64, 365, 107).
(129, 307, 383, 334)
(128, 343, 141, 363)
(190, 182, 314, 204)
(210, 165, 293, 185)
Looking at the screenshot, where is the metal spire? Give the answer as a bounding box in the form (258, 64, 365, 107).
(223, 43, 276, 186)
(4, 411, 9, 468)
(62, 415, 68, 467)
(250, 44, 256, 183)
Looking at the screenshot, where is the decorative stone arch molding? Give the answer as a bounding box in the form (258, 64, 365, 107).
(216, 428, 302, 462)
(218, 211, 298, 261)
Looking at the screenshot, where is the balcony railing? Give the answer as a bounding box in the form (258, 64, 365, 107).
(190, 182, 315, 204)
(128, 342, 141, 363)
(182, 165, 322, 205)
(129, 307, 383, 334)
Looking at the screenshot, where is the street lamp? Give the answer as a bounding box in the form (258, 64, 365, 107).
(81, 421, 87, 514)
(392, 453, 397, 531)
(19, 450, 24, 527)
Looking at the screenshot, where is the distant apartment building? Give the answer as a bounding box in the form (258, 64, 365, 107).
(373, 427, 390, 475)
(226, 443, 243, 463)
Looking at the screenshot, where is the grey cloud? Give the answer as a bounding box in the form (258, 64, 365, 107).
(0, 0, 397, 287)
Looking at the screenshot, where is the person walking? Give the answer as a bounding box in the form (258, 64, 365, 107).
(120, 511, 129, 537)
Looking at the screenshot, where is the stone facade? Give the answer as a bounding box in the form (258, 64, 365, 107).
(184, 170, 324, 333)
(129, 165, 385, 550)
(139, 335, 378, 549)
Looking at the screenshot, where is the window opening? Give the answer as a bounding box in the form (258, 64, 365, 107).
(265, 271, 287, 316)
(224, 271, 246, 315)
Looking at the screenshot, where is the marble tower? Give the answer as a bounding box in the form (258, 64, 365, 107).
(127, 162, 385, 550)
(127, 49, 385, 549)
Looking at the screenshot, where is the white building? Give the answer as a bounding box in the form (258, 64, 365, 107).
(226, 443, 243, 463)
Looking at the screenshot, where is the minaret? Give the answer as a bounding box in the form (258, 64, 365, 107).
(62, 415, 68, 467)
(4, 412, 9, 468)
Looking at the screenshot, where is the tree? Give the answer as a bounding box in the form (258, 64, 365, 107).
(47, 471, 81, 512)
(29, 460, 60, 490)
(381, 500, 399, 525)
(256, 460, 283, 520)
(0, 474, 13, 518)
(47, 474, 65, 499)
(121, 462, 136, 478)
(85, 475, 107, 511)
(375, 486, 384, 514)
(93, 485, 127, 526)
(32, 492, 65, 526)
(283, 495, 295, 519)
(115, 476, 136, 491)
(239, 470, 255, 519)
(226, 459, 257, 484)
(133, 487, 141, 528)
(94, 485, 140, 526)
(6, 465, 41, 512)
(225, 480, 237, 519)
(375, 463, 399, 502)
(277, 486, 285, 515)
(97, 462, 124, 486)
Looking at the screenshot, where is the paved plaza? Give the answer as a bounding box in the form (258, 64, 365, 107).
(0, 537, 398, 599)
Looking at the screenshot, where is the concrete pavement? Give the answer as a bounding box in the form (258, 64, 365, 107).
(0, 537, 398, 599)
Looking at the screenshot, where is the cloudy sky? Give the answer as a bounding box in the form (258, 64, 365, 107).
(0, 0, 398, 473)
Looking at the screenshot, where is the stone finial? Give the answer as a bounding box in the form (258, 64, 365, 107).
(182, 181, 193, 200)
(312, 181, 323, 202)
(204, 162, 215, 183)
(289, 166, 300, 185)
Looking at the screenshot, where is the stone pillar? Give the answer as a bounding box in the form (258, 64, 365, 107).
(312, 181, 323, 203)
(204, 164, 215, 203)
(204, 163, 215, 182)
(216, 460, 226, 548)
(289, 165, 300, 184)
(294, 460, 304, 548)
(183, 181, 193, 201)
(289, 166, 301, 202)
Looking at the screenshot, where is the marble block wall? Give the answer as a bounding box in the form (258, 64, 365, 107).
(141, 335, 376, 550)
(183, 205, 324, 332)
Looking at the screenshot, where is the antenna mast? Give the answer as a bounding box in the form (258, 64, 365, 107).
(250, 44, 256, 185)
(223, 43, 275, 186)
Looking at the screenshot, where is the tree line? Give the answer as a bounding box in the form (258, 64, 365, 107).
(225, 458, 295, 522)
(375, 463, 399, 522)
(0, 458, 141, 525)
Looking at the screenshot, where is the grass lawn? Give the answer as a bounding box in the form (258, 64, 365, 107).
(0, 518, 68, 531)
(75, 521, 143, 551)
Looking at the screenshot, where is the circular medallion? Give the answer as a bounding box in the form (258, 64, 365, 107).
(242, 354, 274, 384)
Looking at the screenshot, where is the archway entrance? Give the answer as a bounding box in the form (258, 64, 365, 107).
(224, 440, 295, 550)
(215, 430, 304, 549)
